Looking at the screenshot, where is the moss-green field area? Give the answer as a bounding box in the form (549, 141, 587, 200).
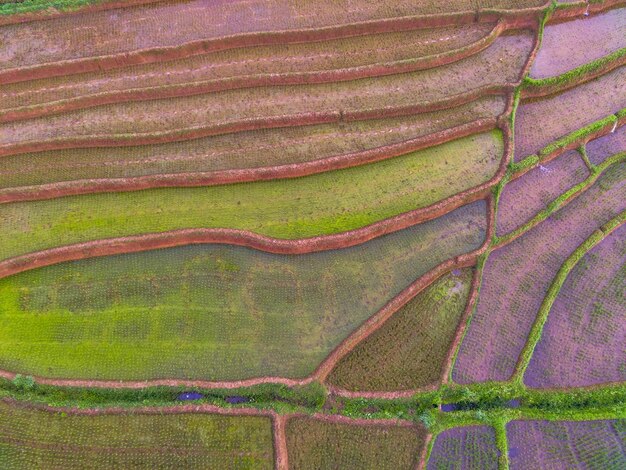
(0, 401, 274, 469)
(0, 202, 485, 381)
(0, 131, 500, 262)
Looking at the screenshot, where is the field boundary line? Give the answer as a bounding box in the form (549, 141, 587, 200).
(0, 22, 508, 122)
(510, 211, 626, 384)
(0, 225, 488, 391)
(496, 152, 626, 247)
(0, 5, 549, 83)
(0, 118, 497, 203)
(522, 48, 626, 99)
(511, 111, 624, 178)
(0, 86, 512, 158)
(273, 414, 289, 470)
(314, 196, 495, 383)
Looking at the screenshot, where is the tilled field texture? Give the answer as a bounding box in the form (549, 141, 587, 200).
(514, 66, 626, 161)
(0, 202, 486, 381)
(1, 1, 625, 469)
(496, 149, 589, 237)
(0, 132, 500, 262)
(530, 7, 626, 79)
(285, 416, 426, 470)
(507, 419, 626, 469)
(524, 223, 626, 388)
(0, 96, 505, 192)
(326, 269, 473, 392)
(453, 162, 625, 384)
(427, 425, 499, 470)
(0, 400, 275, 469)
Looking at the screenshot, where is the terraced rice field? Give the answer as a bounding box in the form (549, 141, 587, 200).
(453, 162, 625, 384)
(524, 224, 626, 388)
(507, 419, 626, 469)
(514, 66, 626, 161)
(0, 202, 486, 381)
(530, 7, 626, 79)
(427, 425, 499, 470)
(326, 269, 473, 392)
(285, 416, 426, 470)
(587, 123, 626, 165)
(1, 1, 624, 468)
(496, 149, 590, 236)
(0, 401, 275, 469)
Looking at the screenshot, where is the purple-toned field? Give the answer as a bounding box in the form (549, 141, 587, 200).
(587, 124, 626, 165)
(452, 162, 625, 384)
(524, 224, 626, 388)
(507, 419, 626, 469)
(427, 425, 499, 470)
(514, 66, 626, 161)
(530, 8, 626, 79)
(0, 0, 546, 74)
(496, 149, 589, 236)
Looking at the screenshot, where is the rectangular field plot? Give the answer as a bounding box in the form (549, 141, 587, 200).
(0, 0, 545, 75)
(1, 32, 533, 156)
(514, 66, 626, 161)
(0, 401, 274, 469)
(452, 162, 625, 384)
(524, 223, 626, 388)
(587, 124, 626, 166)
(0, 96, 506, 189)
(0, 131, 500, 262)
(286, 416, 426, 470)
(496, 149, 589, 236)
(507, 419, 626, 470)
(326, 269, 473, 392)
(427, 425, 499, 470)
(530, 7, 626, 79)
(1, 22, 497, 116)
(0, 201, 486, 381)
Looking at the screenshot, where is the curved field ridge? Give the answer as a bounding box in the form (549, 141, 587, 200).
(507, 419, 626, 470)
(524, 224, 626, 388)
(285, 414, 426, 470)
(0, 0, 548, 82)
(587, 124, 626, 165)
(0, 131, 503, 263)
(0, 201, 486, 381)
(0, 33, 533, 157)
(0, 22, 503, 122)
(530, 7, 626, 79)
(452, 162, 626, 384)
(0, 399, 275, 469)
(427, 425, 499, 470)
(496, 149, 590, 237)
(326, 269, 473, 393)
(0, 96, 505, 194)
(514, 66, 626, 161)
